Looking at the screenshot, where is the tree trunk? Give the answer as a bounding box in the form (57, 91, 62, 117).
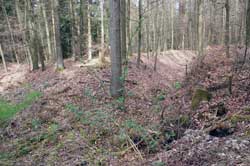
(243, 0, 250, 63)
(197, 0, 204, 57)
(80, 0, 87, 58)
(127, 0, 132, 56)
(110, 0, 123, 97)
(146, 0, 150, 58)
(87, 2, 92, 61)
(121, 0, 127, 64)
(180, 0, 186, 50)
(0, 44, 7, 72)
(51, 0, 57, 60)
(171, 0, 174, 50)
(28, 0, 39, 71)
(53, 0, 64, 70)
(42, 0, 52, 61)
(137, 0, 142, 68)
(154, 3, 160, 71)
(99, 0, 105, 63)
(225, 0, 230, 57)
(69, 0, 77, 61)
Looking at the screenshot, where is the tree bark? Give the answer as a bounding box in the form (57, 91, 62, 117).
(127, 0, 132, 57)
(110, 0, 123, 97)
(197, 0, 204, 57)
(121, 0, 127, 63)
(137, 0, 142, 68)
(80, 0, 87, 58)
(99, 0, 105, 63)
(53, 0, 64, 69)
(171, 0, 174, 49)
(42, 0, 52, 61)
(0, 44, 7, 72)
(69, 0, 77, 61)
(87, 2, 92, 61)
(225, 0, 230, 57)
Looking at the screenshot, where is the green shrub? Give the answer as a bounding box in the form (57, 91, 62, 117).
(152, 161, 165, 166)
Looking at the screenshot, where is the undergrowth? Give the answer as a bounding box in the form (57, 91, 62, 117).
(0, 91, 42, 125)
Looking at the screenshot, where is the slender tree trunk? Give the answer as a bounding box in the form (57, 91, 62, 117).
(42, 0, 52, 61)
(137, 0, 142, 68)
(197, 0, 204, 57)
(171, 0, 174, 49)
(180, 0, 186, 50)
(28, 0, 39, 71)
(121, 0, 127, 63)
(99, 0, 105, 63)
(127, 0, 132, 56)
(110, 0, 123, 97)
(53, 0, 64, 69)
(146, 0, 150, 58)
(0, 44, 7, 72)
(225, 0, 230, 57)
(243, 0, 250, 63)
(37, 19, 45, 71)
(154, 3, 160, 71)
(87, 2, 92, 61)
(51, 0, 57, 60)
(80, 0, 87, 58)
(69, 0, 77, 60)
(15, 0, 29, 60)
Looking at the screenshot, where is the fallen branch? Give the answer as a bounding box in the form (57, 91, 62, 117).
(127, 135, 144, 160)
(203, 110, 243, 133)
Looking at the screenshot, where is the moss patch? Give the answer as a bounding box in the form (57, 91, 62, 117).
(191, 89, 212, 110)
(0, 91, 42, 125)
(230, 115, 250, 125)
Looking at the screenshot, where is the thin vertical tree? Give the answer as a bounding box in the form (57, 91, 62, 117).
(80, 0, 87, 58)
(243, 0, 250, 62)
(127, 0, 132, 57)
(197, 0, 204, 57)
(0, 44, 7, 72)
(110, 0, 123, 97)
(180, 0, 186, 50)
(42, 0, 52, 61)
(171, 0, 175, 50)
(69, 0, 77, 61)
(53, 0, 64, 69)
(87, 2, 92, 61)
(99, 0, 105, 63)
(28, 0, 39, 70)
(121, 0, 127, 64)
(225, 0, 230, 57)
(137, 0, 142, 68)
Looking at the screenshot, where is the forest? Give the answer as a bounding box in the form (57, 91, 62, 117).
(0, 0, 250, 165)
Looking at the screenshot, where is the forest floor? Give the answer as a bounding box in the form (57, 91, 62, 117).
(0, 47, 250, 166)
